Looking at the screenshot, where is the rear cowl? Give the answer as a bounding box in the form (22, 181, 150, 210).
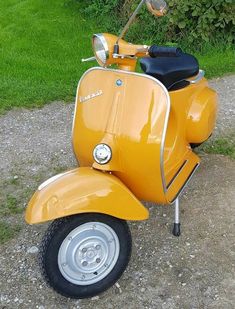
(186, 86, 218, 143)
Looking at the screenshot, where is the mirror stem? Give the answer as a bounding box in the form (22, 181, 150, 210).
(116, 0, 146, 44)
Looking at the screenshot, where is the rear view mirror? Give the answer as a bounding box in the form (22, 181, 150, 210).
(146, 0, 168, 16)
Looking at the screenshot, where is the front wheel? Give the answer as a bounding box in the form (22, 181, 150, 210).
(39, 213, 132, 299)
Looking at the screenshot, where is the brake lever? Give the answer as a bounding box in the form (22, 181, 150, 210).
(81, 56, 96, 63)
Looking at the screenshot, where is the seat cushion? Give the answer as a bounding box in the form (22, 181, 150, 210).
(140, 53, 199, 90)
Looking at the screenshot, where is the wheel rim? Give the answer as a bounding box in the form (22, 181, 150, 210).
(58, 221, 120, 286)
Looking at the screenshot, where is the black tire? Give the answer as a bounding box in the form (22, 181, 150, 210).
(39, 213, 132, 299)
(190, 142, 203, 149)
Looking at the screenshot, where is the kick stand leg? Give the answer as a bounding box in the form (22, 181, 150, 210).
(172, 198, 181, 237)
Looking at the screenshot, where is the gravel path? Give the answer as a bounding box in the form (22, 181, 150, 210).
(0, 75, 234, 309)
(209, 75, 235, 136)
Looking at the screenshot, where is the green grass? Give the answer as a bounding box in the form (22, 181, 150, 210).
(0, 0, 234, 111)
(0, 0, 102, 112)
(0, 195, 24, 216)
(195, 47, 235, 79)
(199, 137, 235, 159)
(0, 222, 21, 244)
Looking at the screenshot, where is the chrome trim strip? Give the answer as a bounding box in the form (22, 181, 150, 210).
(38, 171, 71, 191)
(72, 67, 171, 193)
(170, 163, 200, 204)
(187, 69, 205, 84)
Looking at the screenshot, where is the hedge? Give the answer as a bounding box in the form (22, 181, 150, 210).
(80, 0, 235, 47)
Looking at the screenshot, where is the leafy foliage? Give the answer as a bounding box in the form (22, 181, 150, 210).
(168, 0, 235, 44)
(80, 0, 235, 46)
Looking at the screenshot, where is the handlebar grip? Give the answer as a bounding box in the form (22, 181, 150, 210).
(149, 45, 182, 57)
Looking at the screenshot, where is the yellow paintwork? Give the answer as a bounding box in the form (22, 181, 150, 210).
(73, 68, 217, 204)
(186, 85, 218, 143)
(25, 33, 218, 224)
(165, 77, 218, 195)
(25, 167, 149, 224)
(95, 33, 148, 71)
(73, 68, 168, 204)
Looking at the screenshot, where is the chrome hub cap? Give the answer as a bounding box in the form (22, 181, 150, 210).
(58, 222, 120, 285)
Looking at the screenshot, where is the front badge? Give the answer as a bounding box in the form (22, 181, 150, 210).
(116, 79, 123, 86)
(80, 90, 103, 103)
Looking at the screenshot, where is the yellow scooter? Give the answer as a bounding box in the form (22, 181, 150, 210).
(25, 0, 218, 299)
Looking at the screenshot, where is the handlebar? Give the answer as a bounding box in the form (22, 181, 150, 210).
(148, 45, 182, 58)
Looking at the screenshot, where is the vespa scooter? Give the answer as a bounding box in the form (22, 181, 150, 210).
(25, 0, 218, 299)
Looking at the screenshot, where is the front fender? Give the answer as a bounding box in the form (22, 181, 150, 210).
(25, 167, 149, 224)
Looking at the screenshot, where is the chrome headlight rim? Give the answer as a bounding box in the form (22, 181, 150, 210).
(93, 143, 112, 165)
(92, 33, 109, 67)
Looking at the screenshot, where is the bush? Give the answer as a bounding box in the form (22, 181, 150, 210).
(79, 0, 235, 47)
(168, 0, 235, 44)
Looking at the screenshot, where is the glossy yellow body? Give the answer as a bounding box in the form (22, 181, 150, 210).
(26, 34, 218, 224)
(73, 68, 217, 204)
(73, 68, 169, 204)
(25, 167, 149, 224)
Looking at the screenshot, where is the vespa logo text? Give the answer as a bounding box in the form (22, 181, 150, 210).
(79, 90, 103, 103)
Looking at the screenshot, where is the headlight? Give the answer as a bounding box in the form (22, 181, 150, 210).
(93, 144, 112, 165)
(92, 34, 109, 66)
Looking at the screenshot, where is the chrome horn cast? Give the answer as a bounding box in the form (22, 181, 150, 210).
(58, 222, 120, 285)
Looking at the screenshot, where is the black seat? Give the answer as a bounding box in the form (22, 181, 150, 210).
(140, 53, 199, 91)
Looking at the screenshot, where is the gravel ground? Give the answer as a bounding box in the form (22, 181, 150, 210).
(0, 75, 234, 308)
(209, 75, 235, 136)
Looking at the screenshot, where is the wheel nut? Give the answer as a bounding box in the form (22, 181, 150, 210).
(82, 261, 88, 267)
(96, 245, 101, 250)
(82, 248, 87, 253)
(96, 258, 101, 263)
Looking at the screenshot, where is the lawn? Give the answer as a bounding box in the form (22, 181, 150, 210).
(0, 0, 100, 112)
(0, 0, 234, 112)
